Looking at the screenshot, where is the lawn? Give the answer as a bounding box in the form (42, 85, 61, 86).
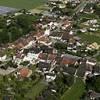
(61, 78, 85, 100)
(78, 33, 100, 44)
(96, 54, 100, 62)
(25, 80, 45, 100)
(0, 70, 45, 100)
(0, 0, 45, 9)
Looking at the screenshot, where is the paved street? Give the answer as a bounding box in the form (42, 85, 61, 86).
(72, 0, 89, 17)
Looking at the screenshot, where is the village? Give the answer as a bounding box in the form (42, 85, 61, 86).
(0, 0, 100, 100)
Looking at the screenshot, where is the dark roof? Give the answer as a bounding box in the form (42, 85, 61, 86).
(94, 66, 100, 73)
(3, 95, 11, 100)
(37, 61, 51, 71)
(55, 56, 62, 64)
(30, 47, 41, 54)
(40, 45, 53, 53)
(63, 66, 76, 75)
(90, 91, 100, 99)
(38, 53, 48, 60)
(50, 31, 62, 37)
(48, 54, 57, 61)
(62, 33, 73, 40)
(23, 47, 41, 54)
(36, 96, 44, 100)
(77, 62, 86, 77)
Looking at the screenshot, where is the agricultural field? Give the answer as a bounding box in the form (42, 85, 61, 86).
(0, 0, 45, 10)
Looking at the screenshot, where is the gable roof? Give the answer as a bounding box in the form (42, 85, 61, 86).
(61, 57, 75, 65)
(48, 54, 57, 61)
(38, 53, 48, 60)
(61, 54, 79, 65)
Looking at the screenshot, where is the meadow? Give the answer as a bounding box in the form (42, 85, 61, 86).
(61, 78, 85, 100)
(0, 0, 45, 9)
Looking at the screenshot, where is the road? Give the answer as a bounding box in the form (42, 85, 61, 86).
(72, 0, 90, 17)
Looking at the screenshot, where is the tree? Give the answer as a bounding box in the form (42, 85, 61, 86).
(0, 16, 6, 29)
(94, 76, 100, 92)
(94, 4, 100, 16)
(0, 13, 39, 44)
(0, 27, 11, 44)
(8, 26, 22, 42)
(16, 14, 39, 32)
(54, 42, 67, 50)
(55, 73, 67, 95)
(63, 74, 74, 87)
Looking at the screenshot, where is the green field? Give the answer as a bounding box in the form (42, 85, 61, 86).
(0, 0, 45, 9)
(61, 78, 85, 100)
(25, 80, 45, 100)
(78, 33, 100, 44)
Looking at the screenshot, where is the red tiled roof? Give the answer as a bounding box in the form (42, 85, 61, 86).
(38, 53, 47, 60)
(34, 32, 44, 38)
(38, 36, 49, 42)
(48, 54, 57, 61)
(19, 68, 30, 78)
(61, 57, 75, 65)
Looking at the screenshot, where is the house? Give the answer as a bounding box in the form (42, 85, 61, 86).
(55, 55, 62, 64)
(49, 31, 62, 40)
(58, 4, 66, 9)
(61, 56, 75, 65)
(44, 29, 51, 36)
(77, 62, 86, 77)
(61, 20, 72, 31)
(37, 36, 52, 46)
(36, 61, 51, 72)
(34, 31, 44, 40)
(0, 55, 7, 62)
(40, 45, 53, 53)
(86, 59, 96, 68)
(38, 53, 48, 61)
(23, 52, 39, 62)
(14, 33, 36, 49)
(23, 46, 41, 54)
(47, 53, 57, 62)
(88, 42, 100, 50)
(89, 90, 100, 100)
(61, 54, 80, 65)
(3, 95, 12, 100)
(93, 66, 100, 74)
(45, 73, 56, 82)
(84, 7, 94, 14)
(23, 40, 36, 49)
(61, 32, 73, 41)
(68, 0, 80, 4)
(18, 68, 32, 78)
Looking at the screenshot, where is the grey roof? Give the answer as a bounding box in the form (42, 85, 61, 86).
(0, 6, 17, 15)
(90, 91, 100, 99)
